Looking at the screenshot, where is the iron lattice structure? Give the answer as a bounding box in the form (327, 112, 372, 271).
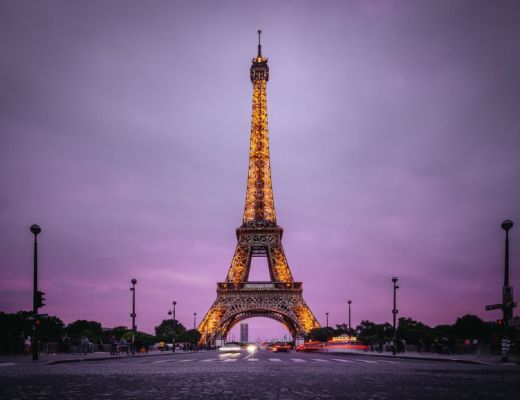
(198, 32, 320, 344)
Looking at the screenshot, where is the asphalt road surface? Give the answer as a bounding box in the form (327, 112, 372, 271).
(1, 350, 519, 399)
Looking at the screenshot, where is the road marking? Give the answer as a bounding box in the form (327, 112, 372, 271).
(332, 359, 354, 363)
(151, 359, 175, 364)
(178, 359, 195, 363)
(246, 358, 259, 362)
(353, 359, 378, 364)
(200, 358, 217, 362)
(312, 358, 330, 363)
(376, 360, 399, 364)
(291, 358, 306, 362)
(223, 358, 237, 362)
(243, 351, 257, 360)
(269, 358, 282, 362)
(0, 362, 16, 367)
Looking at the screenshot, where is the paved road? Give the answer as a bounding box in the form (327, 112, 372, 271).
(0, 350, 518, 399)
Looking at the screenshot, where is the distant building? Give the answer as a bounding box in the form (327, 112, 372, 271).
(240, 323, 248, 343)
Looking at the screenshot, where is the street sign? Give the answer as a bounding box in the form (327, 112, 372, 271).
(501, 339, 511, 355)
(485, 303, 504, 311)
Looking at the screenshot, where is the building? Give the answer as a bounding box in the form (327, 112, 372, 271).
(240, 323, 249, 343)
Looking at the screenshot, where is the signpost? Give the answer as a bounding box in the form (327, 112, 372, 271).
(485, 303, 504, 311)
(485, 220, 516, 362)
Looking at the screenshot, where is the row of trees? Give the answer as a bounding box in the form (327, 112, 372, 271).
(0, 311, 201, 354)
(306, 314, 515, 353)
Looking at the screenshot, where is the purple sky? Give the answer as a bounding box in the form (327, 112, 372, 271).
(1, 1, 519, 340)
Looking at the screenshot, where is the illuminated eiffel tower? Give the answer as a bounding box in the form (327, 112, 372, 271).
(198, 31, 320, 344)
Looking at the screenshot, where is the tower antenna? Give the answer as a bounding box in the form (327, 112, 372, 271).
(257, 29, 262, 57)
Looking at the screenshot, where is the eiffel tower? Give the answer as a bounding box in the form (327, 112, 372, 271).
(198, 31, 320, 344)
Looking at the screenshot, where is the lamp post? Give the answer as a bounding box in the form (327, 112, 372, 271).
(502, 220, 514, 324)
(501, 220, 514, 362)
(392, 277, 399, 355)
(325, 312, 329, 328)
(193, 312, 197, 352)
(348, 300, 352, 333)
(168, 300, 177, 352)
(30, 224, 41, 361)
(130, 278, 137, 353)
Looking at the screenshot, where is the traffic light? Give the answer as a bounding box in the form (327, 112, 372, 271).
(497, 319, 503, 326)
(36, 290, 45, 308)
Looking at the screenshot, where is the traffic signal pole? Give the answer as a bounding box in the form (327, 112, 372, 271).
(30, 224, 41, 361)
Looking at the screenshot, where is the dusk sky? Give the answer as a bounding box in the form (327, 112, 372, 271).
(1, 0, 519, 341)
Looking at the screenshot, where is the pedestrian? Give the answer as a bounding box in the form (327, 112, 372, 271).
(62, 334, 70, 353)
(80, 335, 89, 355)
(110, 336, 118, 355)
(120, 338, 129, 354)
(24, 336, 31, 354)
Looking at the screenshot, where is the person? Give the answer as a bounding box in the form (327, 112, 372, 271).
(110, 336, 118, 355)
(80, 335, 89, 355)
(62, 334, 70, 353)
(24, 336, 32, 354)
(119, 338, 129, 354)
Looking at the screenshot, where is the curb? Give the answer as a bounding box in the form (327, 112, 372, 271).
(44, 351, 196, 366)
(324, 351, 496, 365)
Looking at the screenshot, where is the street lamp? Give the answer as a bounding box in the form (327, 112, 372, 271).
(501, 220, 514, 322)
(30, 224, 42, 361)
(193, 312, 197, 352)
(130, 278, 137, 353)
(325, 312, 329, 328)
(168, 300, 177, 352)
(392, 277, 399, 355)
(501, 220, 514, 362)
(348, 300, 352, 333)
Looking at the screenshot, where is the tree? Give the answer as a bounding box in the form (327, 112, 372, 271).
(121, 330, 156, 345)
(397, 317, 431, 345)
(305, 327, 334, 342)
(356, 320, 393, 345)
(185, 329, 201, 344)
(154, 319, 187, 342)
(453, 315, 485, 340)
(37, 314, 65, 343)
(102, 326, 129, 342)
(66, 320, 103, 343)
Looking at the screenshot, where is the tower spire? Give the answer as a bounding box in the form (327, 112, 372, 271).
(257, 29, 262, 57)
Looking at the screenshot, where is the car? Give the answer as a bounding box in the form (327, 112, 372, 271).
(218, 342, 242, 353)
(295, 341, 324, 352)
(272, 343, 291, 352)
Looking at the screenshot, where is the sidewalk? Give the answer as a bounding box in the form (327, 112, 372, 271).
(326, 349, 520, 365)
(0, 350, 196, 366)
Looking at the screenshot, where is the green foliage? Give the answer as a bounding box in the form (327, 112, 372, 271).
(66, 320, 103, 343)
(154, 319, 187, 342)
(121, 330, 156, 345)
(184, 329, 201, 343)
(37, 314, 65, 342)
(305, 327, 335, 342)
(453, 314, 485, 340)
(397, 317, 431, 345)
(103, 326, 129, 342)
(356, 320, 393, 345)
